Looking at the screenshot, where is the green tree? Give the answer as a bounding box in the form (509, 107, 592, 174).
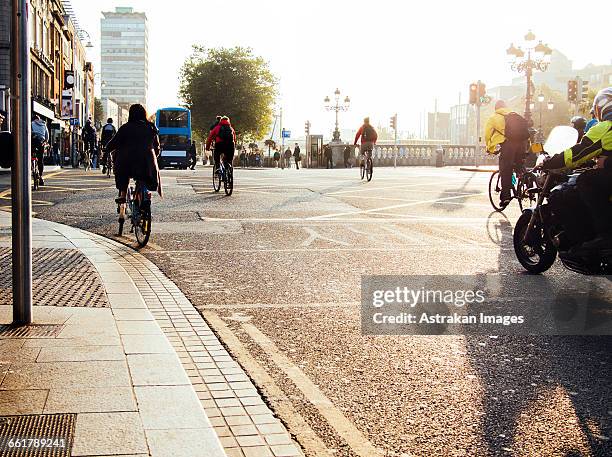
(179, 46, 278, 142)
(94, 97, 103, 126)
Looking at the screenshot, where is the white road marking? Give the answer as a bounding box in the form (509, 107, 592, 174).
(301, 227, 350, 247)
(241, 322, 385, 457)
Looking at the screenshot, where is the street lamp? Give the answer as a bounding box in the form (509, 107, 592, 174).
(506, 31, 552, 128)
(324, 88, 350, 142)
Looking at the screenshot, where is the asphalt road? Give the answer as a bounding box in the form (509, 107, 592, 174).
(2, 165, 611, 457)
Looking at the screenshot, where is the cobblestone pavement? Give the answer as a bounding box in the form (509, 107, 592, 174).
(19, 166, 612, 457)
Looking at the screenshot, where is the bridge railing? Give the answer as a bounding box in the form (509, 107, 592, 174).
(369, 143, 497, 167)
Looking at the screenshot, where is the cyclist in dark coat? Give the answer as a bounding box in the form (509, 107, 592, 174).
(105, 104, 162, 200)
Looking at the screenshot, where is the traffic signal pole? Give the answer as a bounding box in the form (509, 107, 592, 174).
(475, 80, 482, 168)
(11, 0, 33, 325)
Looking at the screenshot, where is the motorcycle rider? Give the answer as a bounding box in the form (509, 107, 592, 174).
(542, 87, 612, 250)
(570, 116, 587, 142)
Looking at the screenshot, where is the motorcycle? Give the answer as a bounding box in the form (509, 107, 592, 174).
(513, 126, 612, 275)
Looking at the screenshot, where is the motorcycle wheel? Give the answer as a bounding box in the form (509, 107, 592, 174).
(513, 210, 557, 274)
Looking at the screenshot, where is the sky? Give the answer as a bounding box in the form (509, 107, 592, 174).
(71, 0, 611, 139)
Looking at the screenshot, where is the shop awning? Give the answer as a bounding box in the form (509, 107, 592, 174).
(32, 101, 56, 120)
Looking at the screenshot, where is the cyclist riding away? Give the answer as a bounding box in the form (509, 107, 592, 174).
(104, 104, 162, 225)
(542, 87, 612, 251)
(354, 117, 378, 164)
(206, 116, 236, 168)
(31, 114, 49, 185)
(100, 118, 117, 174)
(484, 100, 531, 207)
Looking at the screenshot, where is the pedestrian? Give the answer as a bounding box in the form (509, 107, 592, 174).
(343, 145, 351, 168)
(293, 143, 301, 170)
(325, 144, 333, 169)
(189, 140, 197, 170)
(240, 148, 247, 168)
(255, 151, 261, 167)
(484, 100, 530, 207)
(53, 140, 61, 166)
(273, 148, 281, 168)
(284, 147, 292, 169)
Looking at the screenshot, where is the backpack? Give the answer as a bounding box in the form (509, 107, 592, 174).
(218, 124, 234, 144)
(362, 124, 376, 142)
(503, 112, 530, 142)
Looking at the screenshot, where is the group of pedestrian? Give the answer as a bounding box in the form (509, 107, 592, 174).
(273, 143, 302, 169)
(239, 148, 263, 168)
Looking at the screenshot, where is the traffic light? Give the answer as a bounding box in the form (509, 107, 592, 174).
(469, 83, 478, 105)
(478, 81, 486, 98)
(581, 80, 589, 101)
(390, 114, 397, 131)
(304, 120, 310, 135)
(567, 79, 577, 102)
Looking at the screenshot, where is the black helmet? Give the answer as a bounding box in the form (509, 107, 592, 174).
(570, 116, 587, 131)
(107, 118, 113, 124)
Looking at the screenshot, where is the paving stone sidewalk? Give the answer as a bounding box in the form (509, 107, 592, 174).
(0, 210, 226, 457)
(0, 211, 302, 457)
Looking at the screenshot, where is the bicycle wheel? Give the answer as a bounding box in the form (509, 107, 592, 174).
(366, 158, 373, 182)
(212, 164, 221, 192)
(360, 161, 365, 180)
(517, 172, 537, 211)
(135, 208, 151, 247)
(224, 164, 234, 196)
(488, 171, 507, 211)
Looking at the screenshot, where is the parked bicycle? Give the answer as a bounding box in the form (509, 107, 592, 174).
(488, 167, 538, 211)
(212, 154, 234, 196)
(117, 180, 152, 247)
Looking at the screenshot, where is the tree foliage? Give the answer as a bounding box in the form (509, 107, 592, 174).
(179, 46, 278, 142)
(93, 98, 103, 125)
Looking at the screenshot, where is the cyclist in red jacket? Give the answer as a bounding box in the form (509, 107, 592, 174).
(206, 116, 236, 168)
(354, 117, 378, 165)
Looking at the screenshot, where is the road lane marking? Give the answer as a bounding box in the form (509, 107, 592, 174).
(301, 227, 350, 247)
(307, 191, 486, 220)
(203, 312, 332, 457)
(241, 322, 385, 457)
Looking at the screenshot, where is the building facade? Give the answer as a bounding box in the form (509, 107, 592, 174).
(101, 7, 148, 110)
(0, 0, 96, 165)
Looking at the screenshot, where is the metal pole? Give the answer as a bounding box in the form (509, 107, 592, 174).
(393, 113, 397, 168)
(524, 51, 533, 126)
(11, 0, 32, 325)
(475, 81, 481, 167)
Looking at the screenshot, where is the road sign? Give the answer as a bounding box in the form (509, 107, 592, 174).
(70, 118, 79, 126)
(282, 129, 291, 139)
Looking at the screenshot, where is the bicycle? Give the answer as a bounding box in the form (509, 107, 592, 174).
(360, 148, 373, 182)
(488, 167, 538, 212)
(212, 154, 234, 196)
(80, 149, 91, 171)
(117, 180, 152, 247)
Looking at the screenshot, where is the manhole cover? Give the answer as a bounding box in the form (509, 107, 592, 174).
(0, 325, 63, 339)
(0, 413, 75, 456)
(0, 248, 109, 308)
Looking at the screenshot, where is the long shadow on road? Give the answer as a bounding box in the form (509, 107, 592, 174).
(465, 214, 612, 456)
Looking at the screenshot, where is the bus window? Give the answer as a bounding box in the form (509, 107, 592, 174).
(157, 110, 189, 129)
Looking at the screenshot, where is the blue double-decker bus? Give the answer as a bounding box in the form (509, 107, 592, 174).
(155, 107, 192, 169)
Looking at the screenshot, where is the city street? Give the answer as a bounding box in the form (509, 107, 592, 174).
(2, 165, 611, 457)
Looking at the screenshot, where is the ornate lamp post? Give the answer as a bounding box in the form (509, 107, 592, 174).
(324, 88, 350, 142)
(506, 31, 552, 128)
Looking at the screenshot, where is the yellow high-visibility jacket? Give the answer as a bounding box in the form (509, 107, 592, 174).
(484, 108, 513, 154)
(544, 120, 612, 169)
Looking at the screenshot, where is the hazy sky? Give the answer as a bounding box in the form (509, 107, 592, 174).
(72, 0, 611, 138)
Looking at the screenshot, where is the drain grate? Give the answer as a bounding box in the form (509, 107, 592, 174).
(0, 325, 64, 339)
(0, 414, 75, 456)
(0, 248, 109, 308)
